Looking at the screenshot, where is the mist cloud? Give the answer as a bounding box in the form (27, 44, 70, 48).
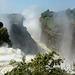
(22, 5, 41, 40)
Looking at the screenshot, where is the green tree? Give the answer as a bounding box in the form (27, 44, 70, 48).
(5, 48, 69, 75)
(0, 27, 12, 47)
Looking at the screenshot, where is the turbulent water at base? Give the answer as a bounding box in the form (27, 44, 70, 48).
(0, 40, 50, 75)
(0, 47, 22, 74)
(0, 46, 35, 74)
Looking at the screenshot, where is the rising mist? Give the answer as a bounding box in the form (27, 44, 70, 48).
(22, 6, 41, 40)
(52, 11, 74, 63)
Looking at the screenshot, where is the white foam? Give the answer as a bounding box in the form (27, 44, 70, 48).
(0, 47, 36, 75)
(0, 47, 23, 74)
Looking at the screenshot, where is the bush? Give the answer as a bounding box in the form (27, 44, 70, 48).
(5, 48, 69, 75)
(0, 27, 12, 47)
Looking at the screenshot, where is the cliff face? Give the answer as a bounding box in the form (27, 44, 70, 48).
(8, 14, 38, 54)
(0, 14, 38, 54)
(40, 10, 62, 48)
(40, 9, 75, 50)
(10, 23, 38, 54)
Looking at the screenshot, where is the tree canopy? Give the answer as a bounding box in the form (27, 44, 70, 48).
(5, 48, 70, 75)
(0, 22, 12, 47)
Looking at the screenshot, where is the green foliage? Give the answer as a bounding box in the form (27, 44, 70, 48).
(40, 8, 75, 48)
(22, 56, 26, 62)
(41, 9, 54, 18)
(5, 48, 69, 75)
(0, 27, 12, 47)
(40, 9, 57, 48)
(9, 60, 16, 65)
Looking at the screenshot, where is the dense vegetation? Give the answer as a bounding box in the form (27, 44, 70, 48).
(0, 22, 12, 47)
(5, 48, 71, 75)
(40, 8, 75, 48)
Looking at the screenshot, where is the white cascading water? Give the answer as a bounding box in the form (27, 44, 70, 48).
(0, 46, 22, 74)
(22, 6, 50, 53)
(22, 6, 41, 40)
(1, 6, 73, 74)
(22, 8, 75, 74)
(0, 7, 49, 75)
(0, 8, 74, 74)
(0, 46, 35, 74)
(0, 8, 50, 75)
